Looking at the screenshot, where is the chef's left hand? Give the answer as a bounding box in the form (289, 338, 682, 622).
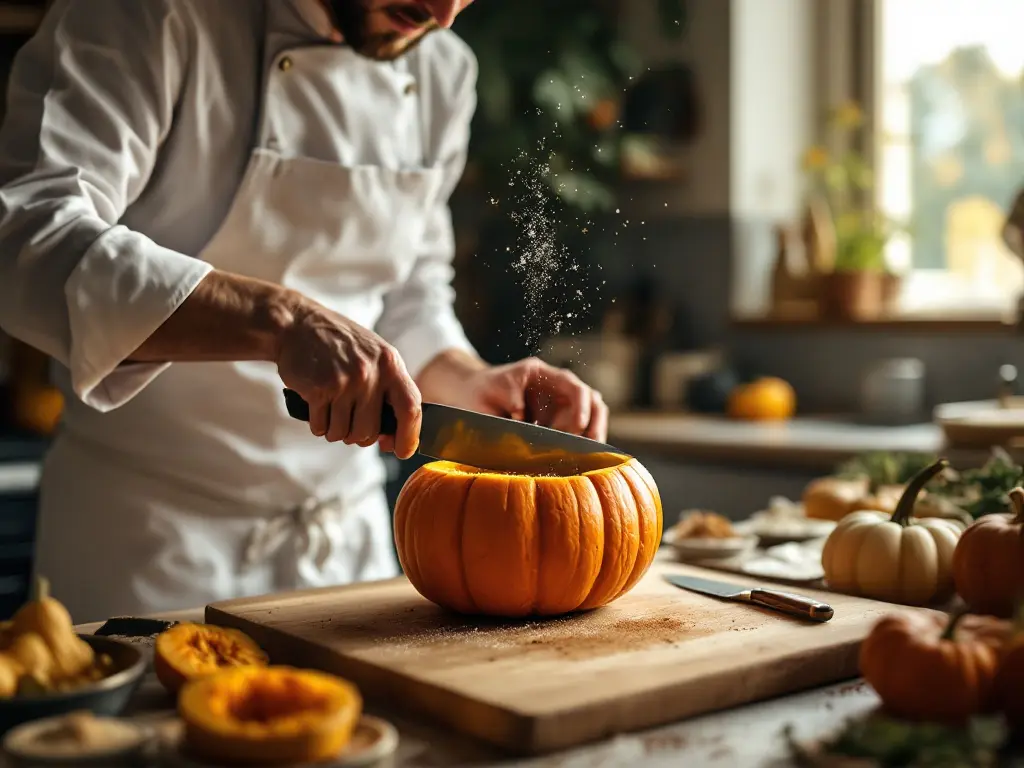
(419, 352, 608, 442)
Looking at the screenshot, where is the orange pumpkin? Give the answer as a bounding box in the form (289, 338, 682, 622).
(860, 611, 1009, 724)
(952, 486, 1024, 618)
(995, 604, 1024, 734)
(726, 377, 796, 421)
(392, 455, 662, 617)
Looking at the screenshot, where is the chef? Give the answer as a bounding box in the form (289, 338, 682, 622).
(0, 0, 608, 622)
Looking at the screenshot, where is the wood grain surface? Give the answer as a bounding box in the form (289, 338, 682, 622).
(205, 561, 939, 756)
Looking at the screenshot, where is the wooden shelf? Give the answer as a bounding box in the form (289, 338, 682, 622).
(731, 312, 1017, 334)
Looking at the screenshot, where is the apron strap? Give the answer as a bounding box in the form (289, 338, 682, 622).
(242, 494, 343, 572)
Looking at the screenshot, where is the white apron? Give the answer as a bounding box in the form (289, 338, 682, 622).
(33, 22, 446, 623)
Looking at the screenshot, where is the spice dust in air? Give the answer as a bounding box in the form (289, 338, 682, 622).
(498, 133, 599, 357)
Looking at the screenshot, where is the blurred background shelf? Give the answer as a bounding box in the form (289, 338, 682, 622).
(0, 2, 43, 34)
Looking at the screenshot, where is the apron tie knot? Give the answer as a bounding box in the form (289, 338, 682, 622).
(242, 494, 342, 572)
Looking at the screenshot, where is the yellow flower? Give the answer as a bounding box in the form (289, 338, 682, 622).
(801, 145, 829, 171)
(831, 101, 864, 129)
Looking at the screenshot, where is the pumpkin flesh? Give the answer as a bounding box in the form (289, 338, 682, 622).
(179, 666, 360, 765)
(155, 623, 268, 695)
(393, 456, 662, 617)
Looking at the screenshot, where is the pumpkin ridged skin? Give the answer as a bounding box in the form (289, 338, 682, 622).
(155, 623, 269, 695)
(820, 459, 962, 606)
(995, 607, 1024, 733)
(860, 611, 1009, 725)
(393, 457, 663, 617)
(179, 666, 361, 765)
(952, 487, 1024, 619)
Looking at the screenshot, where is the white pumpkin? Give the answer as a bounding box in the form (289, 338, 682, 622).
(820, 459, 963, 606)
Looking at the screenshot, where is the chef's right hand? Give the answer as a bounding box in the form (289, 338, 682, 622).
(274, 299, 422, 459)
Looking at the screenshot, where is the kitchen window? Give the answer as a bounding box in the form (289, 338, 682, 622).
(870, 0, 1024, 316)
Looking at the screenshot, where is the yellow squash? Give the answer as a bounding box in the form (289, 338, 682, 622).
(9, 576, 93, 678)
(821, 458, 962, 606)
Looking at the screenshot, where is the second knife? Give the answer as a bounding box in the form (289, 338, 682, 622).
(664, 573, 834, 622)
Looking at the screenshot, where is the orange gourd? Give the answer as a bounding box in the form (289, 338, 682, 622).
(860, 611, 1009, 724)
(392, 455, 662, 617)
(178, 666, 361, 765)
(995, 603, 1024, 734)
(952, 487, 1024, 618)
(726, 377, 796, 421)
(154, 623, 268, 695)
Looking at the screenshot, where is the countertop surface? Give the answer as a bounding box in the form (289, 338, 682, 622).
(607, 411, 1004, 470)
(68, 599, 881, 768)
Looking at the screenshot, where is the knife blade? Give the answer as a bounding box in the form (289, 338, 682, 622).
(664, 573, 834, 622)
(281, 388, 628, 475)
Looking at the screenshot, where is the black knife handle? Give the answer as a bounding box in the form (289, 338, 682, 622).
(282, 389, 398, 436)
(749, 588, 833, 623)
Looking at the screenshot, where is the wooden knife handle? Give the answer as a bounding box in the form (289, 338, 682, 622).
(282, 389, 398, 436)
(749, 588, 833, 622)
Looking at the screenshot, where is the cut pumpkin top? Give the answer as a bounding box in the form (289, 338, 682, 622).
(426, 454, 632, 479)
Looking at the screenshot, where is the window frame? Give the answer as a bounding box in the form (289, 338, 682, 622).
(807, 0, 1022, 325)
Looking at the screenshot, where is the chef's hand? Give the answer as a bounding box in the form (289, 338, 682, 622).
(275, 300, 422, 459)
(419, 351, 609, 442)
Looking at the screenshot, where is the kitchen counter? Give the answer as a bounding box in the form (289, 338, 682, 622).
(70, 606, 881, 767)
(608, 411, 1006, 472)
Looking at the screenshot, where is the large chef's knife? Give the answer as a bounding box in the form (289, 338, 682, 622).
(281, 388, 627, 475)
(665, 573, 834, 623)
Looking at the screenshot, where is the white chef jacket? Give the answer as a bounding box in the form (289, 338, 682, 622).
(0, 0, 478, 621)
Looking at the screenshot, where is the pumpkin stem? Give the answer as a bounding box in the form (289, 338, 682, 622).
(891, 458, 949, 527)
(33, 576, 49, 603)
(1010, 487, 1024, 525)
(940, 609, 967, 641)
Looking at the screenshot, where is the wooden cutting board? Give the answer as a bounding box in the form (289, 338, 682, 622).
(205, 561, 938, 756)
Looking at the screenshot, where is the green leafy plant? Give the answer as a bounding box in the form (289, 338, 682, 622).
(936, 448, 1024, 519)
(454, 1, 685, 213)
(800, 103, 906, 273)
(836, 451, 944, 493)
(834, 448, 1024, 519)
(785, 712, 1007, 767)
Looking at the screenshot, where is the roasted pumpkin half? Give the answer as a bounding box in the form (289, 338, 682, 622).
(154, 623, 268, 695)
(393, 453, 662, 617)
(178, 666, 362, 765)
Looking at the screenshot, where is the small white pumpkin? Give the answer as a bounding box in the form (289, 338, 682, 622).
(821, 459, 963, 606)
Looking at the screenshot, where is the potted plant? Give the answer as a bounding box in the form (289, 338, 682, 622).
(800, 102, 904, 320)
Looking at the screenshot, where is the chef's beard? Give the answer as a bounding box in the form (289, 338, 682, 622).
(324, 0, 440, 61)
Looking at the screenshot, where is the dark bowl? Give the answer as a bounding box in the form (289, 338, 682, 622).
(0, 635, 147, 735)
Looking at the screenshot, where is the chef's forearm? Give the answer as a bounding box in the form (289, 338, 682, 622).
(415, 348, 489, 404)
(127, 270, 300, 364)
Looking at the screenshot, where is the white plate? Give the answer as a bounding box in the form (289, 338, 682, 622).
(663, 531, 759, 562)
(3, 714, 152, 765)
(733, 518, 836, 544)
(159, 715, 399, 768)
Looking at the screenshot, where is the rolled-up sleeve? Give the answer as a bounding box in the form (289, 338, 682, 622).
(374, 51, 478, 379)
(0, 0, 212, 411)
